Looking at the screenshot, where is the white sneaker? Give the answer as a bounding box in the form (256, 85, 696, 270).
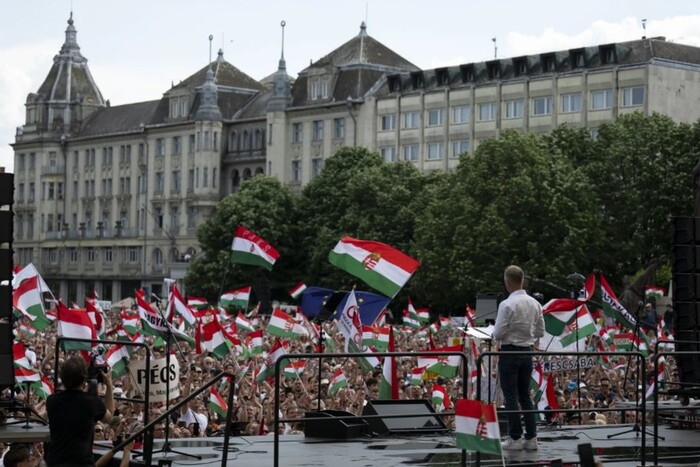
(502, 437, 523, 450)
(523, 437, 538, 451)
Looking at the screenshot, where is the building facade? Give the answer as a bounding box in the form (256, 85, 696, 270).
(12, 16, 700, 302)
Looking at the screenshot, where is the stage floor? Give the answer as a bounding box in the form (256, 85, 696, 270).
(89, 422, 700, 466)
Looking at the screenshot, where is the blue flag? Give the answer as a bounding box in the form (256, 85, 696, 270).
(300, 287, 390, 325)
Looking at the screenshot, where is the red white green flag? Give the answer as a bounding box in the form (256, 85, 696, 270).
(105, 343, 130, 378)
(235, 313, 255, 333)
(137, 291, 195, 345)
(13, 342, 40, 384)
(600, 273, 639, 331)
(378, 327, 398, 400)
(403, 308, 420, 329)
(455, 399, 502, 454)
(439, 317, 452, 329)
(268, 308, 307, 339)
(328, 236, 420, 298)
(543, 272, 596, 336)
(283, 361, 306, 379)
(12, 276, 51, 331)
(465, 305, 477, 327)
(209, 386, 228, 418)
(432, 383, 453, 411)
(289, 282, 307, 300)
(328, 368, 348, 395)
(644, 286, 666, 300)
(417, 344, 462, 378)
(120, 310, 140, 335)
(411, 367, 425, 386)
(559, 305, 597, 347)
(31, 375, 54, 399)
(231, 225, 279, 271)
(57, 301, 97, 350)
(256, 339, 287, 384)
(196, 315, 235, 358)
(187, 296, 209, 309)
(167, 284, 198, 328)
(362, 325, 390, 352)
(220, 287, 251, 309)
(246, 329, 263, 355)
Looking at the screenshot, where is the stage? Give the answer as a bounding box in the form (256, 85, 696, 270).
(87, 422, 700, 466)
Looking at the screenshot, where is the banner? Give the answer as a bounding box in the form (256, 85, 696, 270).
(129, 356, 180, 403)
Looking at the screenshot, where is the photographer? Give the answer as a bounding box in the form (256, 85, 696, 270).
(45, 355, 115, 467)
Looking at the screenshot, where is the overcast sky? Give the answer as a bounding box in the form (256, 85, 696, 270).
(2, 0, 700, 172)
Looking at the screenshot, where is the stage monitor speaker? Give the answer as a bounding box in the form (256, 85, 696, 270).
(304, 410, 368, 439)
(0, 322, 13, 388)
(673, 274, 700, 302)
(0, 284, 11, 319)
(672, 217, 700, 245)
(362, 400, 447, 435)
(0, 173, 13, 206)
(475, 293, 499, 324)
(0, 249, 11, 282)
(673, 245, 700, 273)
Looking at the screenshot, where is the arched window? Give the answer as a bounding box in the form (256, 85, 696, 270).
(229, 131, 237, 151)
(242, 131, 249, 150)
(231, 169, 240, 191)
(254, 129, 262, 148)
(243, 168, 252, 180)
(169, 247, 180, 263)
(255, 167, 264, 175)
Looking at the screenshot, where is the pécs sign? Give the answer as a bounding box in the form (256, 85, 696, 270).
(129, 357, 180, 403)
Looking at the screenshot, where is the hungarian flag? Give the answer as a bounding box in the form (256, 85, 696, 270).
(137, 291, 194, 345)
(644, 286, 666, 300)
(432, 383, 452, 411)
(196, 315, 235, 358)
(534, 373, 560, 419)
(328, 368, 348, 395)
(418, 344, 462, 378)
(120, 310, 140, 335)
(246, 329, 263, 355)
(256, 339, 287, 384)
(16, 322, 37, 339)
(268, 308, 307, 339)
(289, 282, 307, 300)
(12, 276, 51, 331)
(357, 346, 381, 373)
(235, 313, 255, 333)
(167, 284, 198, 328)
(600, 273, 639, 331)
(187, 296, 209, 309)
(328, 236, 420, 298)
(543, 300, 578, 337)
(613, 331, 633, 350)
(283, 361, 306, 379)
(220, 287, 251, 309)
(13, 342, 40, 384)
(105, 344, 130, 378)
(455, 399, 502, 454)
(209, 386, 228, 419)
(379, 327, 398, 400)
(57, 301, 97, 350)
(86, 298, 106, 339)
(417, 308, 430, 323)
(362, 325, 390, 352)
(403, 309, 420, 329)
(32, 375, 54, 399)
(411, 367, 425, 386)
(231, 225, 279, 271)
(645, 357, 666, 401)
(465, 305, 477, 327)
(559, 306, 597, 347)
(439, 317, 452, 329)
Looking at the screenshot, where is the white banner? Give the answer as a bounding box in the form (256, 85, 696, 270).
(129, 356, 180, 403)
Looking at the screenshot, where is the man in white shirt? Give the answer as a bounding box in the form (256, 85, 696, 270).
(492, 265, 544, 451)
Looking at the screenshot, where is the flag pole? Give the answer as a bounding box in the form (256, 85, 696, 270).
(493, 405, 507, 467)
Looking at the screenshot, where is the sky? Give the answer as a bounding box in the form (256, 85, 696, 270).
(2, 0, 700, 172)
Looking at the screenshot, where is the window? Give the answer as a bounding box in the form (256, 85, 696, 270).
(561, 93, 582, 113)
(427, 142, 443, 160)
(18, 154, 25, 171)
(155, 172, 164, 193)
(427, 109, 443, 126)
(532, 96, 553, 116)
(622, 86, 644, 107)
(590, 128, 600, 141)
(48, 249, 58, 264)
(380, 147, 397, 163)
(591, 89, 613, 110)
(29, 153, 36, 170)
(155, 207, 163, 229)
(310, 80, 319, 100)
(128, 247, 138, 263)
(451, 139, 470, 158)
(312, 120, 324, 141)
(188, 169, 195, 191)
(104, 247, 113, 263)
(333, 118, 345, 139)
(452, 105, 471, 124)
(156, 138, 165, 156)
(292, 160, 302, 183)
(69, 248, 78, 263)
(48, 182, 55, 200)
(292, 123, 303, 143)
(321, 80, 329, 98)
(312, 158, 324, 178)
(172, 170, 181, 192)
(29, 183, 35, 201)
(86, 248, 96, 263)
(380, 114, 396, 131)
(119, 211, 128, 229)
(187, 206, 196, 228)
(504, 99, 524, 119)
(47, 214, 54, 232)
(478, 103, 496, 121)
(203, 167, 209, 188)
(212, 168, 217, 188)
(173, 136, 182, 154)
(171, 99, 179, 118)
(403, 144, 419, 162)
(402, 111, 420, 129)
(188, 134, 195, 153)
(18, 183, 24, 201)
(170, 207, 179, 231)
(73, 150, 79, 167)
(27, 214, 34, 238)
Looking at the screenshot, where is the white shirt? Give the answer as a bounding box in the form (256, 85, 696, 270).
(493, 289, 545, 346)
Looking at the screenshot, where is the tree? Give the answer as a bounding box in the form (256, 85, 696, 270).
(185, 176, 301, 310)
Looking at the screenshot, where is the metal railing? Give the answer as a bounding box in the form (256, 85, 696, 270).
(273, 350, 470, 467)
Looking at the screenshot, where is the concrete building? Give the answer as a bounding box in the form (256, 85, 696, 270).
(11, 15, 700, 302)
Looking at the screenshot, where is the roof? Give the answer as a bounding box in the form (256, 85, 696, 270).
(78, 100, 161, 137)
(301, 23, 418, 73)
(171, 55, 265, 93)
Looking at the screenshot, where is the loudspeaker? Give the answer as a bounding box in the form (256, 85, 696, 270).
(362, 400, 447, 435)
(304, 410, 368, 439)
(0, 173, 13, 206)
(0, 284, 10, 319)
(0, 322, 13, 387)
(673, 245, 700, 273)
(673, 274, 700, 301)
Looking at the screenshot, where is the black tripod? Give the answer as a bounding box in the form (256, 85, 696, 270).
(149, 304, 201, 460)
(608, 302, 663, 440)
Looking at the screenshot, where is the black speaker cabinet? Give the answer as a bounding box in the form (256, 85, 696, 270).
(362, 399, 447, 435)
(304, 410, 368, 439)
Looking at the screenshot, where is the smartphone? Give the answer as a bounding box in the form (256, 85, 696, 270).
(578, 443, 595, 467)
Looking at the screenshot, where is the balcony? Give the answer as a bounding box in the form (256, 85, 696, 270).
(41, 165, 65, 176)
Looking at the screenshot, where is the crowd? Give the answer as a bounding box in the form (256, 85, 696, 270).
(1, 295, 681, 462)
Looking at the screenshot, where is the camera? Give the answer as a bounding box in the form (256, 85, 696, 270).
(88, 347, 109, 384)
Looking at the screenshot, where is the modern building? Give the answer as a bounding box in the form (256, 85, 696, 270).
(11, 15, 700, 302)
